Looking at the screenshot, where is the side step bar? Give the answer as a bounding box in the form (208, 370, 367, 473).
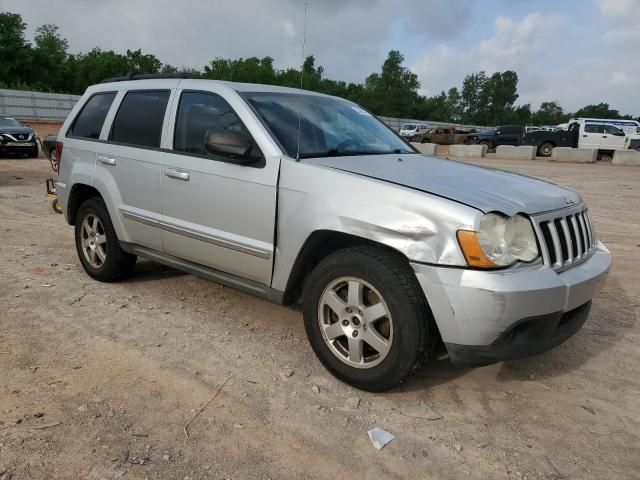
(120, 242, 284, 304)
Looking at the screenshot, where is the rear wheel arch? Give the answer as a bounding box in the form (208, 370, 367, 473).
(282, 230, 415, 305)
(67, 183, 104, 225)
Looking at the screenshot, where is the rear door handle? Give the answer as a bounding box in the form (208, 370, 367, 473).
(602, 136, 608, 138)
(164, 169, 189, 181)
(98, 155, 117, 165)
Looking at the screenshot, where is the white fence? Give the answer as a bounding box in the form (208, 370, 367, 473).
(0, 89, 80, 121)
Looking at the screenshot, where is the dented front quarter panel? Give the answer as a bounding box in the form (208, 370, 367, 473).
(270, 158, 482, 291)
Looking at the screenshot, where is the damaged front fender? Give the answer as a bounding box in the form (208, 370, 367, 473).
(271, 159, 482, 291)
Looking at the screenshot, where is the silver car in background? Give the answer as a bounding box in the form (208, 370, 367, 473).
(55, 75, 611, 391)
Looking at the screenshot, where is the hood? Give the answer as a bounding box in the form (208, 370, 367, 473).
(0, 126, 34, 138)
(304, 154, 582, 216)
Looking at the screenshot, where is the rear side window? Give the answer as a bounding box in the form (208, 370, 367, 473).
(173, 91, 249, 156)
(68, 92, 116, 139)
(585, 125, 603, 133)
(110, 90, 170, 148)
(501, 126, 521, 134)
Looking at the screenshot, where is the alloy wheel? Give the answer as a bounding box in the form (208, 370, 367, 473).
(80, 214, 107, 268)
(318, 276, 393, 369)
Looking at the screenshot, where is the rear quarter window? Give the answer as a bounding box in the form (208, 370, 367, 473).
(110, 90, 170, 148)
(68, 92, 116, 139)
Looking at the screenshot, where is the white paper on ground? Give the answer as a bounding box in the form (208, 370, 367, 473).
(367, 427, 395, 450)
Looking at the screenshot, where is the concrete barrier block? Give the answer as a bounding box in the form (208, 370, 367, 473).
(411, 142, 438, 156)
(550, 147, 597, 163)
(495, 145, 536, 160)
(448, 144, 486, 158)
(612, 150, 640, 166)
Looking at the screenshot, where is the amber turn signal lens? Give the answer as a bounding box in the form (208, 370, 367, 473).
(456, 230, 497, 268)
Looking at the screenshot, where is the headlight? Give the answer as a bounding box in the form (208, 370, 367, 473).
(457, 213, 539, 268)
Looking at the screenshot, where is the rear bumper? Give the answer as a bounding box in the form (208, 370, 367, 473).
(412, 242, 611, 366)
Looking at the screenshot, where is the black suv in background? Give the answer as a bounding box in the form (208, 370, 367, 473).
(0, 115, 39, 157)
(465, 125, 524, 150)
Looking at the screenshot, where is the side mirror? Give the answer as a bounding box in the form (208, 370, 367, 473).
(204, 130, 259, 164)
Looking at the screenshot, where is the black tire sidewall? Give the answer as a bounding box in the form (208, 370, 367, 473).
(303, 248, 432, 391)
(74, 197, 134, 281)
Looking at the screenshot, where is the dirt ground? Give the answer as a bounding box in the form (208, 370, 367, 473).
(1, 154, 639, 480)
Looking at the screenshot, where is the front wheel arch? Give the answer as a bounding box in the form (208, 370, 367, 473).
(282, 230, 413, 306)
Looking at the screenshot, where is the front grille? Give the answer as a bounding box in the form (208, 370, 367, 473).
(535, 207, 596, 270)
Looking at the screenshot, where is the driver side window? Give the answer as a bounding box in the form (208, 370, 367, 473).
(173, 91, 253, 158)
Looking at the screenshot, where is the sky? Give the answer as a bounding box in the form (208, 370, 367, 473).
(2, 0, 638, 115)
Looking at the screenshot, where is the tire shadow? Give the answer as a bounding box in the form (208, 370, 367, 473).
(121, 258, 188, 284)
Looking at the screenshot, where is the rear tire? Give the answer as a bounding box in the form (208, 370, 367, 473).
(303, 246, 437, 392)
(538, 142, 554, 157)
(75, 197, 136, 282)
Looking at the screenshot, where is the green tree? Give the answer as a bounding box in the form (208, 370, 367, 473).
(31, 24, 69, 91)
(362, 50, 421, 117)
(0, 13, 31, 86)
(532, 101, 566, 125)
(204, 56, 276, 84)
(572, 102, 631, 119)
(124, 49, 162, 74)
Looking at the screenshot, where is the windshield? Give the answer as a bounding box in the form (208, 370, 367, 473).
(244, 92, 414, 158)
(400, 124, 417, 131)
(0, 117, 22, 127)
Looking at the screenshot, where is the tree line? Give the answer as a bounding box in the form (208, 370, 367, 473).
(1, 12, 637, 126)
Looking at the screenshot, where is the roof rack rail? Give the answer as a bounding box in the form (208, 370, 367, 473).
(101, 72, 202, 83)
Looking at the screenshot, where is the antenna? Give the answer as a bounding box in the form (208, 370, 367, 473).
(295, 2, 309, 162)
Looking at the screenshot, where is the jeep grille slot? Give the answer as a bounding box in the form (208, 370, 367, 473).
(536, 208, 596, 271)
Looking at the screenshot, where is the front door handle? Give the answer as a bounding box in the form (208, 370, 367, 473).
(583, 134, 588, 137)
(164, 169, 190, 181)
(98, 155, 117, 165)
(602, 135, 608, 138)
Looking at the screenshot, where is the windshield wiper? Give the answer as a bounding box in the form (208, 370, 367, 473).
(299, 148, 415, 159)
(298, 149, 376, 159)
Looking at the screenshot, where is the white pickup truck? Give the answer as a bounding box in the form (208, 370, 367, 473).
(523, 120, 629, 157)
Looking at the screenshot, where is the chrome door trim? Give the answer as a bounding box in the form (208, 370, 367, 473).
(120, 208, 271, 260)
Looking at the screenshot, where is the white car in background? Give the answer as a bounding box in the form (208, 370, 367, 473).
(399, 123, 429, 139)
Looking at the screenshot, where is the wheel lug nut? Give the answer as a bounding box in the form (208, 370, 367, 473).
(346, 307, 352, 313)
(352, 331, 358, 338)
(342, 319, 349, 326)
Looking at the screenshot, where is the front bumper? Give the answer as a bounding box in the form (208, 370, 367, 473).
(412, 241, 611, 366)
(0, 141, 37, 154)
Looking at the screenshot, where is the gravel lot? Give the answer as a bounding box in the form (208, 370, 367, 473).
(1, 155, 639, 479)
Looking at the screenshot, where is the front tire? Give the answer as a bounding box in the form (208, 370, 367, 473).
(28, 146, 39, 158)
(74, 197, 136, 282)
(303, 246, 437, 392)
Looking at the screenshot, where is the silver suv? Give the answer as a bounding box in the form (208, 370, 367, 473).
(55, 75, 611, 391)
